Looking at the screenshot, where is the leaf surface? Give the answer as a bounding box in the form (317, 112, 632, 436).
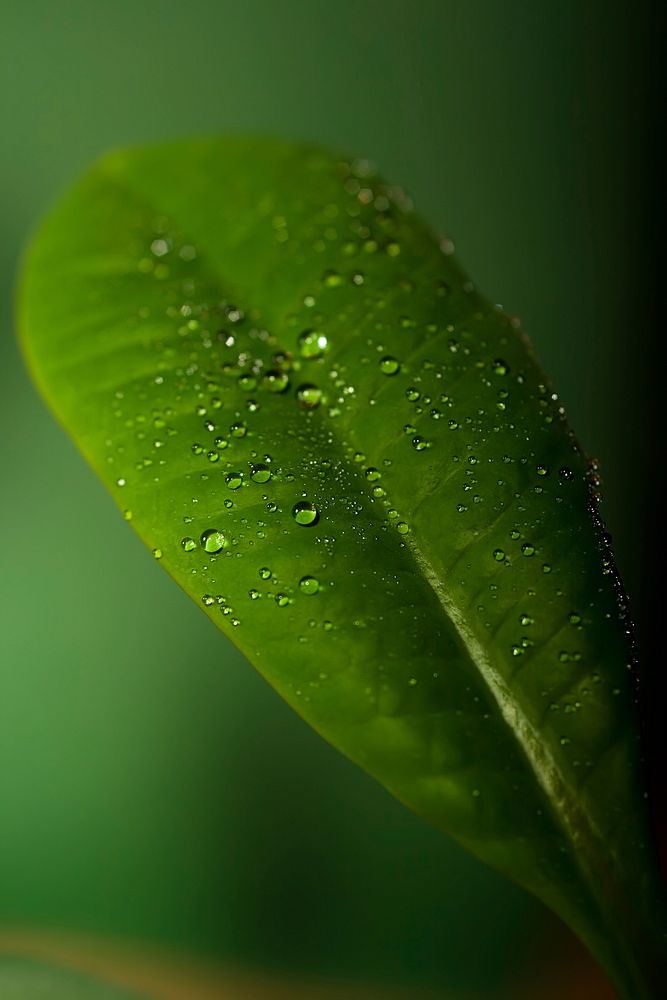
(18, 137, 666, 997)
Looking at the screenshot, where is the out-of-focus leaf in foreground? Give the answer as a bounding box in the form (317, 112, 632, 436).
(0, 955, 145, 1000)
(18, 138, 666, 997)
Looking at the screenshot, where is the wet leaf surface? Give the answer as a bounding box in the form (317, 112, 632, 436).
(18, 137, 666, 997)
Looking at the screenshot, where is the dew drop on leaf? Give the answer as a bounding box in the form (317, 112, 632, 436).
(292, 501, 320, 526)
(262, 370, 290, 393)
(379, 355, 400, 375)
(412, 437, 430, 451)
(298, 329, 328, 359)
(200, 528, 226, 553)
(299, 575, 320, 595)
(181, 536, 196, 551)
(251, 463, 272, 484)
(296, 384, 323, 409)
(322, 269, 343, 287)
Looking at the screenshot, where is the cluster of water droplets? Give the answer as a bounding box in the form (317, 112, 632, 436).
(103, 150, 635, 755)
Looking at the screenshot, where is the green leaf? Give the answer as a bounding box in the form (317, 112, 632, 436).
(18, 137, 666, 997)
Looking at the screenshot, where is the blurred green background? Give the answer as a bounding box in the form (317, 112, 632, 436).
(0, 1, 656, 997)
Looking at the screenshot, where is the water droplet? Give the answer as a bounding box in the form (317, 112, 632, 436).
(122, 509, 132, 521)
(249, 589, 260, 600)
(299, 575, 320, 595)
(150, 238, 169, 257)
(379, 356, 400, 375)
(152, 547, 163, 560)
(536, 465, 549, 476)
(259, 567, 272, 580)
(322, 269, 343, 287)
(275, 593, 290, 607)
(272, 350, 292, 371)
(230, 422, 247, 438)
(298, 329, 328, 359)
(202, 594, 214, 606)
(238, 374, 257, 391)
(406, 387, 420, 401)
(386, 241, 401, 257)
(568, 611, 582, 625)
(521, 543, 535, 557)
(200, 528, 226, 553)
(250, 463, 271, 484)
(493, 548, 506, 562)
(296, 383, 323, 409)
(365, 467, 381, 482)
(397, 521, 409, 535)
(225, 472, 243, 490)
(542, 563, 552, 574)
(292, 501, 320, 526)
(262, 370, 290, 393)
(492, 359, 509, 376)
(412, 437, 430, 451)
(181, 537, 196, 552)
(519, 614, 534, 626)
